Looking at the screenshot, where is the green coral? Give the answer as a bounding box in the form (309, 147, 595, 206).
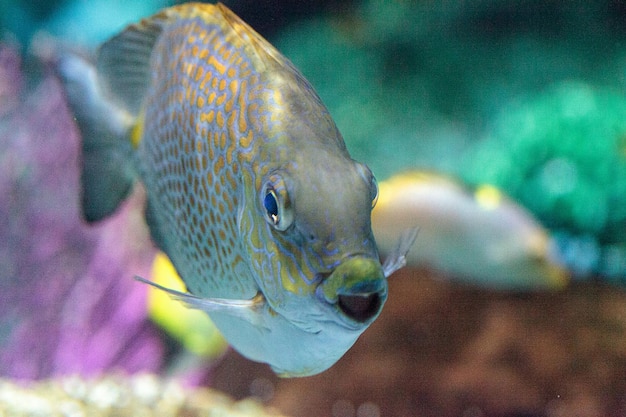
(460, 82, 626, 244)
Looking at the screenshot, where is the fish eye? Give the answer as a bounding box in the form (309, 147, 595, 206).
(370, 176, 379, 208)
(261, 175, 293, 231)
(264, 189, 279, 225)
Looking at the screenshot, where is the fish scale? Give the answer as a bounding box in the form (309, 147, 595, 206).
(142, 12, 262, 299)
(57, 2, 415, 377)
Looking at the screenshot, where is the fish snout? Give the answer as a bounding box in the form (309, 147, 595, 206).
(317, 257, 387, 327)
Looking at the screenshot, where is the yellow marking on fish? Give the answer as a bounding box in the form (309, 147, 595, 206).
(475, 184, 503, 210)
(376, 171, 465, 208)
(208, 55, 226, 75)
(130, 110, 145, 148)
(216, 111, 224, 128)
(194, 65, 204, 82)
(238, 81, 248, 132)
(214, 155, 225, 174)
(200, 71, 211, 90)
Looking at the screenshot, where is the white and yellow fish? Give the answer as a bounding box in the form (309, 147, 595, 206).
(57, 2, 415, 377)
(372, 171, 568, 290)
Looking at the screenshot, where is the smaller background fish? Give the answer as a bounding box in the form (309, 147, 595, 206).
(372, 171, 569, 290)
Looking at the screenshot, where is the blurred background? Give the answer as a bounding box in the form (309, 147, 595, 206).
(1, 0, 626, 416)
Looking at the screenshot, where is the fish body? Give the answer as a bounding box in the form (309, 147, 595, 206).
(57, 3, 413, 376)
(372, 171, 568, 290)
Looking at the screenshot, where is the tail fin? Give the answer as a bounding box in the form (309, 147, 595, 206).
(56, 53, 136, 222)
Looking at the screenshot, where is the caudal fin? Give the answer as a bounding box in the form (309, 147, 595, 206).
(56, 52, 136, 222)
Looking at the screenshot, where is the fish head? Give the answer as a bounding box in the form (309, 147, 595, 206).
(232, 149, 389, 375)
(254, 149, 386, 324)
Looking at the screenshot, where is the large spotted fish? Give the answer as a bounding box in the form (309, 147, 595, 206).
(57, 2, 416, 376)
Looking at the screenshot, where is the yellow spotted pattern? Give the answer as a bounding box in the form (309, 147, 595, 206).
(135, 4, 331, 301)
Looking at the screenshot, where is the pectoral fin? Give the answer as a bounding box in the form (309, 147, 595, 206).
(134, 276, 268, 329)
(382, 227, 419, 278)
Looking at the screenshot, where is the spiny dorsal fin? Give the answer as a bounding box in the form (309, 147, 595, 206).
(96, 15, 165, 117)
(216, 2, 290, 72)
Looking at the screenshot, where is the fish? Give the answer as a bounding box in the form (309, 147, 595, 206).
(56, 2, 416, 377)
(372, 171, 569, 290)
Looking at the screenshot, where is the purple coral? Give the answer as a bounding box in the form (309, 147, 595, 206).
(0, 43, 165, 380)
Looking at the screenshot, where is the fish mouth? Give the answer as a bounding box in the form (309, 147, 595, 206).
(315, 256, 387, 329)
(337, 291, 384, 323)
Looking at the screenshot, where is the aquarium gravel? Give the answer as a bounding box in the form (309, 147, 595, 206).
(0, 373, 289, 417)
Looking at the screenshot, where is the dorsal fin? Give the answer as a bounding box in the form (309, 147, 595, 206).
(96, 15, 165, 117)
(216, 2, 289, 72)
